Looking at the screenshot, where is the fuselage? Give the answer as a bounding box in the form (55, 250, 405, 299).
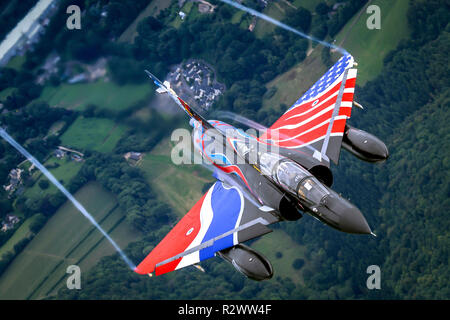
(190, 119, 372, 235)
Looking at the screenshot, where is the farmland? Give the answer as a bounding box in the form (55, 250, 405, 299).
(39, 81, 151, 112)
(138, 137, 214, 218)
(0, 182, 141, 299)
(334, 0, 411, 85)
(253, 0, 289, 38)
(60, 116, 127, 153)
(0, 214, 38, 258)
(23, 156, 83, 200)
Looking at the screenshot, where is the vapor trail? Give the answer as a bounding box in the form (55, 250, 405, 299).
(215, 111, 318, 153)
(219, 0, 348, 55)
(0, 128, 136, 271)
(215, 111, 267, 131)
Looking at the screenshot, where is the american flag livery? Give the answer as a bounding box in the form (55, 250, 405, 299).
(262, 54, 357, 164)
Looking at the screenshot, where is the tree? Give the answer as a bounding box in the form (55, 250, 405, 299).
(292, 258, 305, 270)
(38, 179, 50, 190)
(284, 7, 312, 33)
(29, 214, 47, 233)
(315, 2, 330, 15)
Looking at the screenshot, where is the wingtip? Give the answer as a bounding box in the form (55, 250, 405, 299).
(134, 264, 153, 275)
(370, 232, 377, 237)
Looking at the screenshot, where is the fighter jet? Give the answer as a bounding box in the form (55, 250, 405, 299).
(135, 54, 388, 281)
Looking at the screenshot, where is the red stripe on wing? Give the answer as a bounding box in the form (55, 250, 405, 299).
(134, 192, 207, 275)
(262, 76, 356, 149)
(276, 118, 348, 148)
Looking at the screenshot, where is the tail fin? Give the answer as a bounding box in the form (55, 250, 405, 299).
(261, 54, 357, 165)
(144, 70, 213, 130)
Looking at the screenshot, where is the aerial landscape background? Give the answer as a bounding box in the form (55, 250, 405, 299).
(0, 0, 448, 299)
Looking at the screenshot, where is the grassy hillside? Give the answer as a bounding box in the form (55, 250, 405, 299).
(335, 0, 411, 85)
(251, 229, 309, 285)
(262, 47, 328, 113)
(261, 0, 411, 116)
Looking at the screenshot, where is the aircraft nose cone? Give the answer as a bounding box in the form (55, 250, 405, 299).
(320, 195, 371, 234)
(339, 206, 371, 234)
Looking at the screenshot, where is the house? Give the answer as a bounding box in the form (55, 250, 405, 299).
(67, 73, 87, 84)
(124, 152, 143, 163)
(55, 149, 66, 158)
(1, 214, 20, 232)
(3, 168, 23, 193)
(129, 152, 142, 161)
(333, 2, 346, 11)
(71, 153, 83, 162)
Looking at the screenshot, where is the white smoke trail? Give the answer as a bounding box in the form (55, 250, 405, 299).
(214, 111, 268, 131)
(0, 128, 137, 271)
(220, 0, 349, 55)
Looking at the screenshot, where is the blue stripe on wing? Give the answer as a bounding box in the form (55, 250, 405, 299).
(199, 182, 243, 260)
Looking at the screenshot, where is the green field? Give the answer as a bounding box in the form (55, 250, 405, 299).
(60, 116, 127, 153)
(251, 229, 310, 285)
(262, 47, 328, 113)
(46, 120, 66, 137)
(139, 137, 214, 217)
(170, 1, 195, 29)
(254, 1, 289, 38)
(0, 215, 39, 258)
(0, 87, 16, 100)
(292, 0, 322, 11)
(0, 182, 141, 299)
(261, 0, 410, 114)
(5, 54, 25, 70)
(24, 156, 83, 200)
(231, 10, 245, 24)
(118, 0, 173, 43)
(335, 0, 411, 85)
(39, 81, 151, 111)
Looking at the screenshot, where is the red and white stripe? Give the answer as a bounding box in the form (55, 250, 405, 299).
(263, 68, 357, 150)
